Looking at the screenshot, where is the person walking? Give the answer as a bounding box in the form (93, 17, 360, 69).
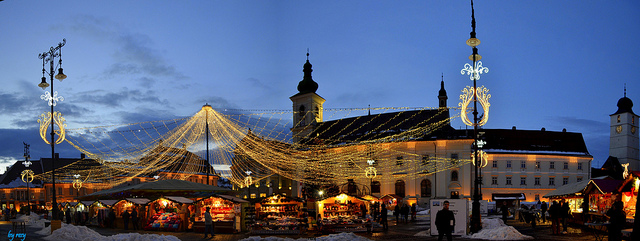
(108, 208, 116, 229)
(560, 199, 570, 234)
(500, 201, 509, 225)
(402, 203, 409, 224)
(435, 201, 455, 241)
(203, 207, 215, 238)
(541, 201, 548, 223)
(411, 203, 417, 222)
(380, 203, 388, 231)
(131, 207, 139, 230)
(549, 201, 560, 235)
(122, 209, 130, 230)
(394, 204, 400, 225)
(65, 208, 72, 224)
(606, 201, 625, 241)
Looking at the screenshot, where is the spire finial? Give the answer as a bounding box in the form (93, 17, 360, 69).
(624, 83, 627, 97)
(306, 48, 309, 60)
(368, 104, 371, 116)
(441, 73, 444, 82)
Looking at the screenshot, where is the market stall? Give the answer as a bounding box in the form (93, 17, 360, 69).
(317, 193, 373, 233)
(193, 194, 248, 233)
(616, 171, 639, 220)
(144, 197, 191, 231)
(543, 180, 590, 224)
(250, 194, 305, 235)
(584, 179, 624, 222)
(379, 194, 402, 210)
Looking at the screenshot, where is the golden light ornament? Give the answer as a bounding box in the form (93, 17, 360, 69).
(73, 179, 83, 190)
(37, 111, 66, 145)
(459, 86, 490, 127)
(244, 170, 253, 187)
(471, 150, 488, 168)
(365, 167, 377, 179)
(21, 170, 34, 183)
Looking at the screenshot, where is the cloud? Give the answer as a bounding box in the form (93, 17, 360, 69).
(74, 88, 168, 108)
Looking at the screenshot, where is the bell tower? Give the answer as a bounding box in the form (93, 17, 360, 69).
(609, 87, 639, 171)
(290, 52, 325, 143)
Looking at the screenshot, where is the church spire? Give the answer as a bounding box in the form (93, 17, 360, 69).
(296, 50, 318, 95)
(438, 73, 448, 108)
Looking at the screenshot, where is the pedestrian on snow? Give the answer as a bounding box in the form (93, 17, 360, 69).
(560, 199, 570, 234)
(411, 203, 417, 222)
(131, 207, 139, 230)
(435, 201, 455, 241)
(380, 203, 388, 230)
(65, 208, 72, 224)
(500, 201, 509, 225)
(541, 201, 548, 223)
(203, 207, 215, 238)
(108, 208, 116, 229)
(549, 201, 560, 235)
(122, 209, 130, 230)
(402, 203, 410, 223)
(606, 201, 625, 241)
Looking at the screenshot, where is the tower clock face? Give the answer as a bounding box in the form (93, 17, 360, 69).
(616, 125, 622, 134)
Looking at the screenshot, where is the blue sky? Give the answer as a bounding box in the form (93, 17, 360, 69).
(1, 0, 638, 174)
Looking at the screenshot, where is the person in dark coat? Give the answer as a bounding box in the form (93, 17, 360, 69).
(435, 201, 455, 241)
(380, 203, 388, 230)
(394, 204, 400, 224)
(122, 209, 130, 230)
(131, 207, 139, 230)
(401, 203, 410, 223)
(411, 203, 417, 222)
(65, 208, 72, 224)
(541, 201, 548, 223)
(549, 201, 560, 235)
(500, 201, 509, 225)
(560, 199, 570, 234)
(108, 208, 116, 229)
(606, 201, 625, 241)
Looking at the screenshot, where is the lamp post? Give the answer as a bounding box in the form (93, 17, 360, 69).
(459, 0, 490, 233)
(38, 39, 68, 221)
(22, 142, 33, 215)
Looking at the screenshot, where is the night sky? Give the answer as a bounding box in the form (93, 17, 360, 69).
(1, 1, 639, 173)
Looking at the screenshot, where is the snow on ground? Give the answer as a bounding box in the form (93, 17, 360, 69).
(416, 209, 430, 215)
(239, 232, 373, 241)
(465, 217, 534, 240)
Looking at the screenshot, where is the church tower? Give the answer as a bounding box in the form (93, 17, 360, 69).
(609, 88, 639, 171)
(290, 52, 325, 143)
(438, 74, 448, 108)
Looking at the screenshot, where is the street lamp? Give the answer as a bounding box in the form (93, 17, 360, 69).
(37, 39, 68, 221)
(459, 0, 490, 233)
(22, 142, 33, 215)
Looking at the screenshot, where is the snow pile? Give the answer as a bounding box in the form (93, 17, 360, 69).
(467, 217, 533, 240)
(416, 209, 429, 215)
(37, 223, 179, 241)
(15, 213, 45, 226)
(239, 232, 373, 241)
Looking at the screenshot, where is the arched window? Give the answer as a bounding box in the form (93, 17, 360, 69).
(371, 181, 381, 193)
(451, 171, 459, 182)
(421, 179, 432, 197)
(395, 180, 406, 198)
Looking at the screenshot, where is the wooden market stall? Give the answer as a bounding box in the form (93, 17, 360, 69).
(193, 194, 248, 234)
(250, 194, 305, 235)
(379, 194, 402, 210)
(543, 180, 590, 224)
(615, 171, 639, 221)
(317, 193, 373, 233)
(144, 196, 191, 231)
(584, 179, 624, 222)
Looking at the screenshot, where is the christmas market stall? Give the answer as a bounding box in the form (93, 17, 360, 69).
(583, 179, 624, 222)
(88, 199, 119, 227)
(543, 180, 590, 224)
(193, 194, 248, 233)
(317, 193, 373, 233)
(144, 196, 191, 231)
(250, 194, 306, 235)
(615, 171, 639, 221)
(379, 194, 402, 210)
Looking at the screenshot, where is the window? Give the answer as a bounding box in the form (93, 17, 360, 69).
(492, 161, 497, 168)
(535, 194, 540, 201)
(371, 181, 381, 193)
(563, 177, 569, 185)
(535, 177, 541, 185)
(58, 187, 62, 195)
(577, 177, 583, 182)
(520, 177, 527, 185)
(521, 161, 526, 169)
(564, 162, 569, 170)
(535, 161, 541, 169)
(506, 177, 512, 185)
(549, 177, 555, 186)
(70, 187, 74, 196)
(578, 163, 582, 170)
(396, 156, 404, 166)
(422, 155, 430, 166)
(507, 160, 512, 168)
(259, 193, 266, 198)
(420, 179, 432, 197)
(451, 154, 459, 165)
(451, 171, 459, 182)
(250, 193, 256, 199)
(395, 180, 406, 198)
(492, 176, 498, 185)
(550, 162, 555, 169)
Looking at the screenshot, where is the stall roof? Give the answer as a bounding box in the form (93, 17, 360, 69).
(126, 198, 151, 205)
(80, 201, 95, 207)
(217, 194, 249, 203)
(165, 196, 194, 204)
(379, 194, 403, 201)
(492, 193, 526, 200)
(319, 193, 368, 203)
(360, 194, 379, 201)
(543, 180, 590, 198)
(96, 200, 119, 207)
(81, 179, 231, 200)
(584, 179, 624, 194)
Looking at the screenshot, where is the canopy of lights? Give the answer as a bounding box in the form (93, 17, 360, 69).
(34, 105, 469, 187)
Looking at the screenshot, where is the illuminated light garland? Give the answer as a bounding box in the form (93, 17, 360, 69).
(459, 86, 490, 127)
(37, 111, 66, 145)
(471, 150, 488, 168)
(365, 167, 377, 179)
(73, 179, 82, 190)
(49, 106, 472, 187)
(461, 61, 489, 81)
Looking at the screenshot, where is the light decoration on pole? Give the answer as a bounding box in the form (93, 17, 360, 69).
(365, 159, 377, 179)
(38, 112, 66, 145)
(459, 0, 487, 234)
(73, 174, 83, 191)
(244, 170, 253, 187)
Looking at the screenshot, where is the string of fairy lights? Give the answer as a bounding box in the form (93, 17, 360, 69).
(34, 106, 472, 188)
